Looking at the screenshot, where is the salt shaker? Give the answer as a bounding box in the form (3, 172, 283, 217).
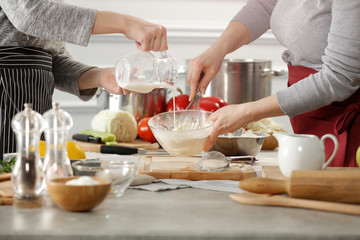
(115, 51, 178, 93)
(42, 103, 74, 181)
(11, 103, 45, 208)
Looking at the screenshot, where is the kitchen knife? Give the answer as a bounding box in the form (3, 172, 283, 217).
(72, 133, 102, 143)
(239, 169, 360, 204)
(100, 145, 146, 155)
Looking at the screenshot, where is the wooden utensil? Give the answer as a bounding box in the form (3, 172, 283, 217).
(230, 193, 360, 216)
(239, 169, 360, 203)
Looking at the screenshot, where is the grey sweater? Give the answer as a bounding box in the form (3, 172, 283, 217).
(0, 0, 98, 100)
(232, 0, 360, 117)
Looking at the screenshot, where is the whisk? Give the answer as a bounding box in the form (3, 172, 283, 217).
(177, 75, 204, 130)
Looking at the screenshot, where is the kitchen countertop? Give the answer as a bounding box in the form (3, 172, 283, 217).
(1, 150, 360, 240)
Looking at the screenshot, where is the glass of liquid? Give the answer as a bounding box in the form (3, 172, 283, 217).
(115, 51, 178, 93)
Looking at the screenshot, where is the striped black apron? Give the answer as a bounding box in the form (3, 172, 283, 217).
(0, 46, 54, 159)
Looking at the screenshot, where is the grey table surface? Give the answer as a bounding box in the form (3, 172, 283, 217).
(1, 151, 359, 240)
(0, 188, 360, 240)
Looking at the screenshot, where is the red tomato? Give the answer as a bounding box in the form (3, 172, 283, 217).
(155, 92, 166, 114)
(199, 96, 227, 112)
(166, 94, 191, 112)
(138, 118, 157, 143)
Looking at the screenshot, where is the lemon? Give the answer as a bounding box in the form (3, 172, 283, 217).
(39, 140, 46, 157)
(39, 140, 86, 160)
(67, 141, 86, 160)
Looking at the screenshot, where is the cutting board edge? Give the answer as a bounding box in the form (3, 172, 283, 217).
(137, 169, 257, 181)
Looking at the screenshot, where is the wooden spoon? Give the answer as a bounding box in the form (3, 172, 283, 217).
(230, 192, 360, 216)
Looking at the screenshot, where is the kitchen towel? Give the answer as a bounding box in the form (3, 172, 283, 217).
(130, 179, 247, 193)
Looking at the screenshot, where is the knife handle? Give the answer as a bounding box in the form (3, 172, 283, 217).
(239, 177, 290, 195)
(72, 133, 102, 143)
(100, 145, 138, 155)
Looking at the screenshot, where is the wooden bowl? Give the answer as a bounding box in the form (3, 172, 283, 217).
(47, 177, 111, 212)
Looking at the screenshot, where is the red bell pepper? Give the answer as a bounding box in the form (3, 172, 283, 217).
(166, 94, 227, 113)
(166, 94, 191, 111)
(199, 96, 228, 112)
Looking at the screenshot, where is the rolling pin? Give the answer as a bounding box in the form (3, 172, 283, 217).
(239, 169, 360, 204)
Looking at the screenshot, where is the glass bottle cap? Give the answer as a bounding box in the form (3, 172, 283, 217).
(42, 103, 73, 131)
(11, 103, 44, 133)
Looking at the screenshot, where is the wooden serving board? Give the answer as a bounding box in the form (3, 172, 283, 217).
(137, 156, 256, 180)
(0, 180, 13, 205)
(74, 139, 160, 152)
(0, 173, 11, 182)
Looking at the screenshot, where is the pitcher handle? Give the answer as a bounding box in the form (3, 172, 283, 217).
(320, 134, 339, 169)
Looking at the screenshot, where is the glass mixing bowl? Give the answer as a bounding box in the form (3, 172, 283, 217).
(148, 110, 213, 156)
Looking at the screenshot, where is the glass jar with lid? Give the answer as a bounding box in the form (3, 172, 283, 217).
(115, 51, 178, 93)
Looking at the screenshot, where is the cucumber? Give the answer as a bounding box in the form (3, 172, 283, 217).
(81, 129, 116, 143)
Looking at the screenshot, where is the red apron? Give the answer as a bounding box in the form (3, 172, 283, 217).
(288, 65, 360, 167)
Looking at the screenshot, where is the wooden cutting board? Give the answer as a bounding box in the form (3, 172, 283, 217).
(0, 173, 11, 182)
(74, 139, 160, 152)
(0, 180, 13, 205)
(137, 156, 256, 180)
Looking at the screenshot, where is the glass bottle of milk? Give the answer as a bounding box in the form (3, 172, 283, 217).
(115, 51, 178, 93)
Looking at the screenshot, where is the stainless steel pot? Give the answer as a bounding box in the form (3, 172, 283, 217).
(186, 59, 284, 104)
(96, 88, 167, 122)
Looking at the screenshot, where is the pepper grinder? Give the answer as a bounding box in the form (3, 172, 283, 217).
(43, 103, 74, 181)
(11, 103, 45, 208)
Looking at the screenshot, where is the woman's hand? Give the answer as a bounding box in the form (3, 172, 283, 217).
(204, 103, 254, 152)
(78, 67, 131, 95)
(187, 46, 227, 101)
(203, 95, 285, 151)
(187, 21, 251, 101)
(92, 11, 167, 52)
(97, 67, 132, 95)
(123, 15, 168, 52)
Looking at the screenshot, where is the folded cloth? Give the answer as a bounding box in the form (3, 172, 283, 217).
(130, 179, 247, 193)
(130, 181, 188, 191)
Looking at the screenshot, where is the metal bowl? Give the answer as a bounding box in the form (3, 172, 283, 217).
(211, 131, 269, 156)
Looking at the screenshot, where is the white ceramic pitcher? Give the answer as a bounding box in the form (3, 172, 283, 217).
(273, 133, 339, 177)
